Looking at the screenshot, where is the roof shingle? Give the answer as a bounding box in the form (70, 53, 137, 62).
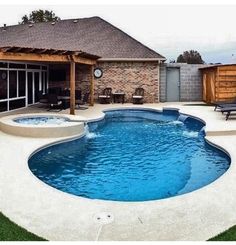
(0, 17, 165, 60)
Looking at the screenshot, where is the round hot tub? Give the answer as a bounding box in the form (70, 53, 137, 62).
(0, 114, 85, 138)
(14, 115, 69, 125)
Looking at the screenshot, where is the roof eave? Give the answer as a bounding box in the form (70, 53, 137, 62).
(98, 57, 166, 62)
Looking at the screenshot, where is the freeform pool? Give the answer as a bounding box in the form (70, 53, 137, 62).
(14, 116, 69, 125)
(29, 109, 230, 201)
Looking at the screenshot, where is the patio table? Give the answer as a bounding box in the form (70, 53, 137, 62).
(113, 92, 125, 104)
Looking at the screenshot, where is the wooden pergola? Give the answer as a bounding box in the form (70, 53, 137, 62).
(0, 46, 100, 115)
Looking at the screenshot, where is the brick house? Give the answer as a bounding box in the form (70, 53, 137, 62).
(0, 16, 165, 114)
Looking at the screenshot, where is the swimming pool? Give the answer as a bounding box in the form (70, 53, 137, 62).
(28, 109, 230, 202)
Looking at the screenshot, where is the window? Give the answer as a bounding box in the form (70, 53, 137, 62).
(27, 64, 41, 69)
(19, 71, 26, 97)
(9, 99, 25, 110)
(0, 70, 8, 100)
(9, 63, 26, 69)
(0, 101, 7, 112)
(0, 62, 8, 68)
(9, 71, 17, 98)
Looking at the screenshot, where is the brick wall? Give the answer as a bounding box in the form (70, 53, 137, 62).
(49, 61, 160, 103)
(160, 63, 207, 102)
(95, 61, 160, 103)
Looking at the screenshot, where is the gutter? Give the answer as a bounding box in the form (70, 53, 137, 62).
(98, 58, 166, 62)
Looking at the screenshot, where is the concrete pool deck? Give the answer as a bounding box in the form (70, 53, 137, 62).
(0, 102, 236, 241)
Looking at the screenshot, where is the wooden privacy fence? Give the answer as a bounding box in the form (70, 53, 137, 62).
(200, 64, 236, 104)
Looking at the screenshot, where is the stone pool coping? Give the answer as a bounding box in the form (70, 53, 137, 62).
(0, 103, 236, 241)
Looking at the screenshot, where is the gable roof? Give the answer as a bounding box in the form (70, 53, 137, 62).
(0, 17, 165, 60)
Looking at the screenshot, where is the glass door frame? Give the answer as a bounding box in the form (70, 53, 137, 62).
(26, 70, 42, 106)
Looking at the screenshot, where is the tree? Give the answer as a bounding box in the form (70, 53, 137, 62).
(176, 50, 204, 64)
(19, 9, 60, 24)
(169, 59, 176, 63)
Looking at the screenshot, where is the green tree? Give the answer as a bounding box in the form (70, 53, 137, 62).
(19, 9, 60, 24)
(176, 50, 204, 64)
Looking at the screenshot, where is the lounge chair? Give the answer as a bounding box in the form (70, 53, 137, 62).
(98, 88, 112, 104)
(214, 97, 236, 111)
(221, 107, 236, 120)
(217, 103, 236, 114)
(47, 94, 63, 111)
(132, 88, 144, 104)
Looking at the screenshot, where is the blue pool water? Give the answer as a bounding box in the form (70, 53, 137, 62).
(14, 116, 69, 125)
(29, 109, 230, 201)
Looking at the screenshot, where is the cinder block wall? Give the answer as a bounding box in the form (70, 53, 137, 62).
(160, 63, 206, 102)
(159, 64, 167, 102)
(95, 61, 160, 103)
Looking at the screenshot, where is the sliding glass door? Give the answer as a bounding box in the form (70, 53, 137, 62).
(0, 62, 48, 113)
(27, 71, 40, 105)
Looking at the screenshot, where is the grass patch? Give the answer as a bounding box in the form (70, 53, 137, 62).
(209, 226, 236, 241)
(0, 212, 46, 241)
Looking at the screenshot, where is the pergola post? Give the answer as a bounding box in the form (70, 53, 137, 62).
(70, 60, 76, 115)
(90, 65, 95, 106)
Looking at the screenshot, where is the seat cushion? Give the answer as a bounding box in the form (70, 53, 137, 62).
(132, 95, 143, 99)
(99, 95, 110, 98)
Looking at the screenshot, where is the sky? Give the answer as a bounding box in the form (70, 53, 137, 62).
(0, 4, 236, 64)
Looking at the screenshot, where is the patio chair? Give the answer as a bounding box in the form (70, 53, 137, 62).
(76, 92, 90, 110)
(37, 91, 48, 105)
(132, 88, 144, 104)
(47, 94, 63, 111)
(221, 106, 236, 120)
(61, 88, 70, 97)
(75, 90, 82, 101)
(98, 88, 112, 104)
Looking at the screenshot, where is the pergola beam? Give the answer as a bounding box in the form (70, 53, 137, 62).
(90, 65, 95, 106)
(0, 51, 97, 65)
(70, 60, 76, 115)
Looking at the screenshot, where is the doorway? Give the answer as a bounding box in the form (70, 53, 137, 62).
(27, 71, 40, 105)
(166, 67, 180, 102)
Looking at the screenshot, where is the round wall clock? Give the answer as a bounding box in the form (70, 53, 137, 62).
(94, 68, 103, 78)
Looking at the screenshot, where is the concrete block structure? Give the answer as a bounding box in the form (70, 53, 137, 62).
(160, 63, 207, 102)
